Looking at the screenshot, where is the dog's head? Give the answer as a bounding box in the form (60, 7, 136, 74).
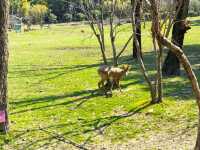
(122, 64, 131, 75)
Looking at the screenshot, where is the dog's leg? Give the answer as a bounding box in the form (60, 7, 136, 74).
(98, 80, 102, 89)
(116, 80, 122, 92)
(110, 80, 114, 94)
(101, 80, 108, 96)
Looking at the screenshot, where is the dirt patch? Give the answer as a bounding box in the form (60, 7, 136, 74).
(88, 128, 197, 150)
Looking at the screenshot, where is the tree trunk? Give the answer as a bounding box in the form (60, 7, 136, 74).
(0, 0, 9, 133)
(162, 0, 190, 76)
(150, 1, 200, 149)
(195, 111, 200, 150)
(133, 0, 142, 59)
(132, 0, 158, 103)
(157, 42, 163, 103)
(82, 2, 108, 65)
(161, 35, 200, 150)
(110, 2, 118, 66)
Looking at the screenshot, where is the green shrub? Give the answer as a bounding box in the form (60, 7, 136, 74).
(63, 13, 73, 22)
(48, 13, 57, 23)
(189, 10, 199, 17)
(73, 13, 86, 21)
(189, 0, 200, 17)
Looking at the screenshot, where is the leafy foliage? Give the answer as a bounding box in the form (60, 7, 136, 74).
(189, 0, 200, 16)
(20, 0, 30, 17)
(29, 4, 48, 25)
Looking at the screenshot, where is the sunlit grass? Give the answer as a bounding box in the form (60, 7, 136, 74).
(0, 16, 199, 149)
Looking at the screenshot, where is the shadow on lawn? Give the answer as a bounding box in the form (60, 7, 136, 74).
(12, 102, 152, 150)
(191, 19, 200, 26)
(10, 44, 200, 115)
(10, 89, 102, 115)
(128, 44, 200, 101)
(9, 44, 200, 149)
(121, 44, 200, 101)
(10, 76, 143, 115)
(9, 63, 100, 80)
(164, 44, 200, 99)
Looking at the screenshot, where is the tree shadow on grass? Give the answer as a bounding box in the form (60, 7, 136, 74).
(163, 44, 200, 100)
(184, 44, 200, 66)
(8, 44, 200, 149)
(9, 55, 146, 115)
(81, 102, 151, 134)
(190, 19, 200, 26)
(10, 44, 200, 115)
(12, 102, 152, 150)
(10, 78, 144, 115)
(118, 44, 200, 101)
(10, 89, 104, 115)
(9, 63, 101, 79)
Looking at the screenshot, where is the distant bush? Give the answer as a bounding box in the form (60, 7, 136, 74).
(92, 10, 101, 19)
(63, 13, 73, 22)
(189, 0, 200, 17)
(189, 10, 199, 17)
(44, 11, 57, 24)
(48, 13, 57, 23)
(29, 4, 48, 26)
(73, 13, 86, 21)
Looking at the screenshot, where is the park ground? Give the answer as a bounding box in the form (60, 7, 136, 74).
(0, 17, 200, 150)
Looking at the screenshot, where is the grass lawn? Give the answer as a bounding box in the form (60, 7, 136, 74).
(0, 17, 200, 149)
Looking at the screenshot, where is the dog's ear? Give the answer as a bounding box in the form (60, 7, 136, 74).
(122, 64, 130, 70)
(126, 65, 131, 71)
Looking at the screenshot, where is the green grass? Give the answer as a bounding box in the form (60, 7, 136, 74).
(0, 17, 200, 149)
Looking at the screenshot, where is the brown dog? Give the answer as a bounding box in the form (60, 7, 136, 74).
(98, 64, 130, 93)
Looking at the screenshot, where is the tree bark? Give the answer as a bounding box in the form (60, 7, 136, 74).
(109, 1, 118, 66)
(132, 0, 158, 103)
(133, 0, 142, 59)
(162, 0, 190, 76)
(195, 111, 200, 150)
(0, 0, 9, 133)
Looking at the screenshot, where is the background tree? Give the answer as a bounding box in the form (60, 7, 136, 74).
(46, 0, 82, 22)
(132, 0, 163, 103)
(162, 0, 190, 76)
(132, 0, 142, 59)
(31, 0, 48, 5)
(20, 0, 30, 17)
(29, 4, 48, 27)
(189, 0, 200, 16)
(0, 0, 9, 133)
(10, 0, 20, 14)
(9, 0, 199, 23)
(44, 10, 57, 24)
(82, 0, 133, 66)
